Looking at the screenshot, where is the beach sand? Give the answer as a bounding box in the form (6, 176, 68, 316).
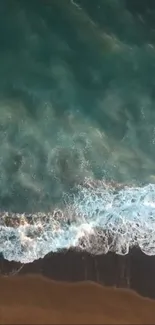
(1, 248, 155, 299)
(0, 249, 155, 324)
(1, 275, 155, 324)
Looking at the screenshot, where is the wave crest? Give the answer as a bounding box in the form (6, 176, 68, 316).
(0, 179, 155, 263)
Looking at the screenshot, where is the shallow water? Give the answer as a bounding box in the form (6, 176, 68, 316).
(0, 0, 155, 262)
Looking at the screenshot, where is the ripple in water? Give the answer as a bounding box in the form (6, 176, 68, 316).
(0, 178, 155, 263)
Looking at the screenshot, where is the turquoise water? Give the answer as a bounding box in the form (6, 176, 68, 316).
(1, 0, 155, 261)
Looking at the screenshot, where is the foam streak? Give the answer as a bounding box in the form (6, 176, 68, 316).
(0, 180, 155, 263)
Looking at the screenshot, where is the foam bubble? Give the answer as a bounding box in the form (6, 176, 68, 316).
(0, 180, 155, 263)
(73, 180, 155, 255)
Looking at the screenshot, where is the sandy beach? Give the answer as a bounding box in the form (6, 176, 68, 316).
(0, 249, 155, 324)
(1, 275, 155, 324)
(1, 248, 155, 298)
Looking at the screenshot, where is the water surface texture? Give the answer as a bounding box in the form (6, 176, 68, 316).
(1, 0, 155, 262)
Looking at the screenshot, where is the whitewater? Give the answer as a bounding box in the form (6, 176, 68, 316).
(0, 178, 155, 263)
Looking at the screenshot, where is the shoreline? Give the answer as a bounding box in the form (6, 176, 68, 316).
(0, 274, 155, 324)
(1, 247, 155, 299)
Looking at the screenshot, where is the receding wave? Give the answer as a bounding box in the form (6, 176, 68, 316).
(1, 178, 155, 263)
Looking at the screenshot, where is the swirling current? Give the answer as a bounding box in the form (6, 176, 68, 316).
(1, 179, 155, 263)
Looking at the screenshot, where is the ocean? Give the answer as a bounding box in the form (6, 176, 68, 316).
(0, 0, 155, 263)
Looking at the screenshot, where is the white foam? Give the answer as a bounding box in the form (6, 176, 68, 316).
(0, 181, 155, 263)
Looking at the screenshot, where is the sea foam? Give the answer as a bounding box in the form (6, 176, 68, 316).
(0, 179, 155, 263)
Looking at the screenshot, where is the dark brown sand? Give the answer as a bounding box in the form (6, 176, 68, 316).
(1, 248, 155, 324)
(1, 248, 155, 299)
(1, 275, 155, 324)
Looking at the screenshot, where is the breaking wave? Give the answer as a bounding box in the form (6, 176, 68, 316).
(0, 179, 155, 263)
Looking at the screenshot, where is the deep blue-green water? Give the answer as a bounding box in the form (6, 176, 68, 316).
(1, 0, 155, 262)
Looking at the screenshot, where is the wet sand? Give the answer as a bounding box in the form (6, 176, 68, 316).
(1, 248, 155, 324)
(1, 248, 155, 299)
(1, 275, 155, 324)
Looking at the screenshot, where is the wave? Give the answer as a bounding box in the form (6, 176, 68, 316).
(0, 178, 155, 263)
